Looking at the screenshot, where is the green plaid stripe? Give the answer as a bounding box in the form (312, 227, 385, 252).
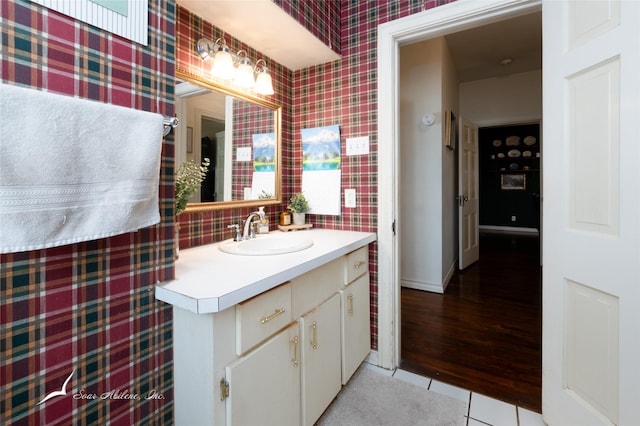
(1, 0, 176, 424)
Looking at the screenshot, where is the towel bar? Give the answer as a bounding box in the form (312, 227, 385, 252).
(163, 116, 179, 136)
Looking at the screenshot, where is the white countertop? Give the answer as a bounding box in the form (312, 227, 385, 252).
(155, 229, 376, 314)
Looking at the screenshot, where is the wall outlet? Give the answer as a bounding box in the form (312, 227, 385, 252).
(511, 215, 517, 222)
(345, 189, 357, 208)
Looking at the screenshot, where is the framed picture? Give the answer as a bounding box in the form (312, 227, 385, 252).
(501, 173, 526, 190)
(187, 127, 193, 153)
(444, 110, 456, 150)
(31, 0, 148, 45)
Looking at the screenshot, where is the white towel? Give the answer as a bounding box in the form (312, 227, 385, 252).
(0, 83, 165, 253)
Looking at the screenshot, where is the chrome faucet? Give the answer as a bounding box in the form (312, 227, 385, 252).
(242, 210, 265, 240)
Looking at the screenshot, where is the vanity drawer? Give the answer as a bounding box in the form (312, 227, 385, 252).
(236, 282, 292, 355)
(291, 258, 342, 319)
(344, 246, 368, 285)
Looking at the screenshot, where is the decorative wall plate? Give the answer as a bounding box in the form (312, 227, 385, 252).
(497, 153, 506, 158)
(492, 139, 502, 147)
(507, 149, 521, 157)
(522, 150, 532, 157)
(524, 136, 536, 146)
(506, 136, 520, 146)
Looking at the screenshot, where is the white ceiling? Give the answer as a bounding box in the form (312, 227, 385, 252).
(444, 11, 542, 82)
(177, 2, 541, 81)
(177, 0, 340, 70)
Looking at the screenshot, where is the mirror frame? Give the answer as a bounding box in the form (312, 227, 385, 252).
(176, 68, 283, 213)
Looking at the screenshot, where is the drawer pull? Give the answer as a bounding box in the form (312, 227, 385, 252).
(291, 336, 299, 367)
(354, 260, 366, 270)
(311, 321, 318, 349)
(348, 294, 354, 316)
(260, 308, 285, 324)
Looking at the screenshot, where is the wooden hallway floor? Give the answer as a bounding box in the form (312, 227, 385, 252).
(400, 231, 542, 413)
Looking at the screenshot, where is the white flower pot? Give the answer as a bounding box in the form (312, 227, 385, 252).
(292, 213, 306, 225)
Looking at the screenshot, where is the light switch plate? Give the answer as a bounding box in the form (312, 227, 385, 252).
(345, 189, 356, 208)
(236, 147, 252, 162)
(346, 136, 369, 156)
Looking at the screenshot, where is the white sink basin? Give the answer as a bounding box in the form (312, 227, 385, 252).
(219, 235, 313, 256)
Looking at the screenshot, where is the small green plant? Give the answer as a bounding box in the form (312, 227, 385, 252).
(175, 158, 210, 215)
(288, 192, 309, 213)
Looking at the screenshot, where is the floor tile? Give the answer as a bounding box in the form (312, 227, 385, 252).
(393, 368, 431, 389)
(469, 393, 518, 426)
(429, 379, 471, 406)
(518, 407, 545, 426)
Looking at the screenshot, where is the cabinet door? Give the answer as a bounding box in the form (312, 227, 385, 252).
(226, 322, 301, 426)
(341, 272, 371, 384)
(300, 293, 341, 426)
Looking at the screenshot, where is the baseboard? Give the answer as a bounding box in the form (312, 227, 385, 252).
(401, 279, 444, 294)
(479, 225, 539, 235)
(442, 261, 456, 292)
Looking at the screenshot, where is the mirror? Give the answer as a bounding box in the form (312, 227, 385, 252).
(174, 69, 282, 212)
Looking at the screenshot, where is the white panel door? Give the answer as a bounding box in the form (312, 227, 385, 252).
(458, 117, 479, 269)
(542, 1, 640, 424)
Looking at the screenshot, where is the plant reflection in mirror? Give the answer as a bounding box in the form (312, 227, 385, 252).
(258, 190, 273, 199)
(175, 158, 210, 215)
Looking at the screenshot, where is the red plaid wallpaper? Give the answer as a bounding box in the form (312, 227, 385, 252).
(2, 0, 453, 424)
(0, 0, 175, 424)
(231, 102, 277, 201)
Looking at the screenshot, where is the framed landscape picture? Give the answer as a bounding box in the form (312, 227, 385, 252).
(501, 173, 526, 190)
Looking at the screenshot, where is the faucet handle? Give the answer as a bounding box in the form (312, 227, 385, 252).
(227, 224, 242, 241)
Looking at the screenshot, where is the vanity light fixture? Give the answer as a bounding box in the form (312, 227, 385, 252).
(196, 37, 275, 96)
(254, 59, 274, 96)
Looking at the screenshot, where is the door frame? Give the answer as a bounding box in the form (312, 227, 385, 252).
(376, 0, 541, 370)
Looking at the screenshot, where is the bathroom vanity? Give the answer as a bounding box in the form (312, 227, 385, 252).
(155, 229, 376, 425)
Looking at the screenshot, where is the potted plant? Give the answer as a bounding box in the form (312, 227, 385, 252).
(288, 192, 309, 225)
(174, 158, 210, 258)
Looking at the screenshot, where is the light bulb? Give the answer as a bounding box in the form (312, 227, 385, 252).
(254, 67, 274, 95)
(212, 45, 235, 80)
(234, 53, 255, 88)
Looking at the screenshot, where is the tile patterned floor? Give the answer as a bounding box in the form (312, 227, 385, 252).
(392, 369, 546, 426)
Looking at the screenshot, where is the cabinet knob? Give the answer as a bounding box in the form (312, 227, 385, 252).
(354, 260, 366, 270)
